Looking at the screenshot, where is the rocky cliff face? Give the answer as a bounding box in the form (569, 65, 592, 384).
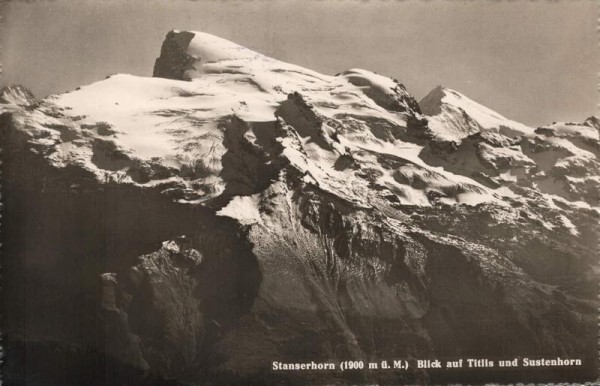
(1, 31, 598, 385)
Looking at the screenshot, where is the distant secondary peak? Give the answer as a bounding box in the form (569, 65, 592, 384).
(418, 85, 450, 116)
(0, 84, 36, 106)
(584, 115, 600, 130)
(418, 85, 532, 142)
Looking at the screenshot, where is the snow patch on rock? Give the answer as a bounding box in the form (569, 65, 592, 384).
(217, 195, 263, 225)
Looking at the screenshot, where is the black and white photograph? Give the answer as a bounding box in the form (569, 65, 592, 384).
(0, 1, 598, 385)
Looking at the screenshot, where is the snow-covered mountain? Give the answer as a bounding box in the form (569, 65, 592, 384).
(1, 31, 598, 385)
(419, 85, 533, 142)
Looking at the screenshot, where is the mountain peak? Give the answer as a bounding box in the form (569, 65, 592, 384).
(418, 85, 447, 115)
(182, 30, 263, 63)
(153, 30, 267, 80)
(584, 115, 600, 130)
(418, 85, 532, 142)
(0, 84, 36, 106)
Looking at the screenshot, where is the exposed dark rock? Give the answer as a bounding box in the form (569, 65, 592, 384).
(153, 30, 197, 80)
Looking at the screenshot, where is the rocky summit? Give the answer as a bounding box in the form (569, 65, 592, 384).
(1, 30, 598, 385)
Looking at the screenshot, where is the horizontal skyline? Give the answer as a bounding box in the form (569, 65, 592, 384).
(1, 0, 597, 126)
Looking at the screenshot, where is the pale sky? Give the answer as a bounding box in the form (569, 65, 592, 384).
(0, 0, 597, 126)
